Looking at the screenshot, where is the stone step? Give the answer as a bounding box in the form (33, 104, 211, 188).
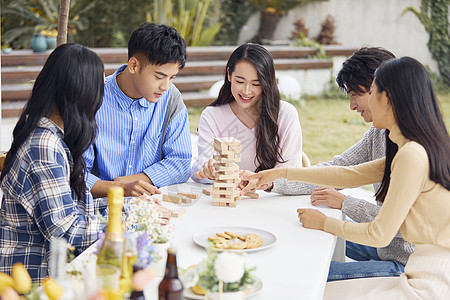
(0, 45, 355, 66)
(1, 58, 332, 85)
(1, 91, 214, 118)
(1, 74, 223, 103)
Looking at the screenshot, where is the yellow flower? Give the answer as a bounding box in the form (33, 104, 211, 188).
(43, 277, 64, 300)
(11, 262, 32, 294)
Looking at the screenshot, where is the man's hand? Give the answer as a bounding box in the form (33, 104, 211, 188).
(310, 187, 345, 209)
(114, 173, 161, 197)
(120, 180, 161, 197)
(297, 208, 326, 230)
(241, 168, 286, 194)
(195, 159, 216, 180)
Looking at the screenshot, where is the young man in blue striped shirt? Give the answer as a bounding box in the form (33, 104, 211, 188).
(84, 23, 192, 198)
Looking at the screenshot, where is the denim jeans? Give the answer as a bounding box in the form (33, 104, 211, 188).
(327, 241, 405, 282)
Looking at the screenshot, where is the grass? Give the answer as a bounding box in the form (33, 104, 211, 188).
(188, 92, 450, 165)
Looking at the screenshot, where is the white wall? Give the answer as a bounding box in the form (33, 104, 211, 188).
(239, 0, 448, 73)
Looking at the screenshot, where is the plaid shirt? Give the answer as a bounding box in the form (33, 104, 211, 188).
(0, 118, 107, 283)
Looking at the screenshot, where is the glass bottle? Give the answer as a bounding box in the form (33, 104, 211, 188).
(120, 232, 139, 296)
(158, 248, 183, 300)
(96, 186, 124, 268)
(49, 237, 75, 299)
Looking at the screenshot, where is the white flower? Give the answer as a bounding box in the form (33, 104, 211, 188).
(122, 196, 174, 243)
(214, 252, 245, 283)
(180, 267, 199, 288)
(196, 258, 208, 274)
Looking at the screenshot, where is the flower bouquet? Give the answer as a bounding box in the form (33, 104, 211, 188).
(122, 196, 175, 276)
(182, 245, 256, 299)
(122, 195, 174, 244)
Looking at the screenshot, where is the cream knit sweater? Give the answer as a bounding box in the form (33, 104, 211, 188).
(273, 126, 413, 264)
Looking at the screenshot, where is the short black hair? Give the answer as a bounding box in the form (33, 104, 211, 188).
(128, 22, 187, 69)
(336, 47, 395, 95)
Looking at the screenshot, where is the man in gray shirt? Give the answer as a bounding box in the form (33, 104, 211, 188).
(271, 47, 413, 281)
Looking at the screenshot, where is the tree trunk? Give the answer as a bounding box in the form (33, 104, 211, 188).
(57, 0, 71, 46)
(257, 8, 281, 43)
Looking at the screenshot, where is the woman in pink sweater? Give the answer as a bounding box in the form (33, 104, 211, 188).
(191, 43, 302, 183)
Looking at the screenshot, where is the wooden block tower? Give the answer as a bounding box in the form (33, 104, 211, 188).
(212, 137, 241, 207)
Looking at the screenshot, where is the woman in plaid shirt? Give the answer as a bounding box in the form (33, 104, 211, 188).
(0, 44, 107, 282)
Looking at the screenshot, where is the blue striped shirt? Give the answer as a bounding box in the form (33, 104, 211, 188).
(84, 65, 192, 189)
(0, 118, 107, 282)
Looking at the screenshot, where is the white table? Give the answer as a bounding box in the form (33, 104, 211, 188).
(147, 182, 343, 300)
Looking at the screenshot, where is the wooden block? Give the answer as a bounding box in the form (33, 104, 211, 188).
(202, 188, 211, 196)
(212, 187, 239, 194)
(212, 201, 221, 207)
(213, 169, 236, 176)
(213, 181, 237, 188)
(212, 189, 240, 197)
(218, 149, 240, 156)
(245, 191, 259, 199)
(171, 208, 186, 218)
(214, 137, 240, 148)
(177, 192, 199, 199)
(162, 193, 183, 204)
(181, 197, 193, 203)
(228, 202, 237, 207)
(214, 162, 239, 171)
(215, 173, 240, 181)
(212, 186, 234, 192)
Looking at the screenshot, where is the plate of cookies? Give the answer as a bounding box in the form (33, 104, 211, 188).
(192, 226, 276, 252)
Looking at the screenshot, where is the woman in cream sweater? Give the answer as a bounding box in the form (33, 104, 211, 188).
(243, 57, 450, 299)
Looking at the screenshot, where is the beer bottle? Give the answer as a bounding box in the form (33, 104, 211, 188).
(129, 264, 146, 300)
(158, 248, 183, 300)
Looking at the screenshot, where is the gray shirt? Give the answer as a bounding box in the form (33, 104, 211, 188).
(272, 126, 414, 265)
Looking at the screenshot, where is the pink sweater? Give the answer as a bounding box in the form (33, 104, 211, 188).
(191, 101, 302, 183)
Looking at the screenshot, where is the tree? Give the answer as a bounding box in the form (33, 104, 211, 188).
(245, 0, 328, 43)
(57, 0, 70, 46)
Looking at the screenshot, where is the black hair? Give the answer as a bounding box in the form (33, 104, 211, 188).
(210, 43, 284, 172)
(128, 22, 187, 69)
(0, 43, 104, 199)
(374, 57, 450, 202)
(336, 47, 395, 95)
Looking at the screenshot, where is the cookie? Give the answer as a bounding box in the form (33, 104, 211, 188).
(238, 234, 248, 242)
(230, 242, 248, 249)
(216, 232, 232, 239)
(208, 236, 226, 242)
(224, 231, 240, 239)
(214, 240, 230, 249)
(243, 234, 263, 249)
(191, 285, 207, 296)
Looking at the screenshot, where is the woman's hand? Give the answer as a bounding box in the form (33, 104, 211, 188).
(241, 168, 287, 194)
(297, 209, 326, 230)
(310, 187, 345, 209)
(195, 159, 216, 180)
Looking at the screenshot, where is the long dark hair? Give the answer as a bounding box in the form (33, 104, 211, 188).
(0, 43, 104, 199)
(375, 57, 450, 202)
(210, 43, 284, 171)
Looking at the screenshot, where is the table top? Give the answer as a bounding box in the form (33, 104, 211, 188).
(146, 182, 343, 300)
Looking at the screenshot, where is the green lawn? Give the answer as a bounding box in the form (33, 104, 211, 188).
(188, 93, 450, 165)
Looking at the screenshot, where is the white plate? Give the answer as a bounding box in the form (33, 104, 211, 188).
(192, 226, 277, 253)
(183, 276, 263, 299)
